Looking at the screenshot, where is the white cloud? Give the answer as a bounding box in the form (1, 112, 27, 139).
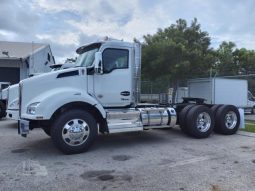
(36, 34, 51, 41)
(36, 32, 80, 46)
(33, 0, 84, 12)
(1, 0, 255, 62)
(213, 33, 255, 50)
(0, 30, 18, 40)
(65, 1, 173, 41)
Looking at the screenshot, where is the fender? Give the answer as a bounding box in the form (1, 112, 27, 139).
(21, 87, 106, 120)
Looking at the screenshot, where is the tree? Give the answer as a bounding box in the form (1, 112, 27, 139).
(215, 42, 255, 76)
(142, 18, 215, 102)
(214, 41, 237, 76)
(235, 48, 255, 74)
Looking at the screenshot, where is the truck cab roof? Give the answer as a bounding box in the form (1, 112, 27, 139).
(76, 39, 135, 54)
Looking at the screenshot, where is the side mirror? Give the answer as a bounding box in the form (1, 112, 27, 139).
(94, 52, 103, 74)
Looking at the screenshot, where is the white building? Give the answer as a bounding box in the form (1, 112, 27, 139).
(0, 41, 55, 84)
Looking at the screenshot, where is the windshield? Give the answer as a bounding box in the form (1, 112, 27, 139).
(75, 47, 99, 67)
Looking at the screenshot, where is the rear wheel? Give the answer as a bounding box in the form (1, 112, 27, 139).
(211, 104, 222, 116)
(51, 109, 98, 154)
(214, 105, 240, 135)
(179, 105, 194, 133)
(211, 104, 222, 129)
(185, 105, 214, 138)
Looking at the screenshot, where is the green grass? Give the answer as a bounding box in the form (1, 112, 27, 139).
(242, 121, 255, 133)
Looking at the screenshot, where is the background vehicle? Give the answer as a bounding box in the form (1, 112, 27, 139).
(247, 91, 255, 114)
(0, 41, 54, 84)
(0, 42, 55, 120)
(0, 82, 10, 119)
(50, 63, 75, 71)
(188, 78, 255, 113)
(17, 38, 241, 154)
(6, 62, 75, 121)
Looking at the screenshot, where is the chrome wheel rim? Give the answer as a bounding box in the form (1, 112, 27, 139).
(196, 112, 211, 132)
(225, 111, 237, 129)
(62, 119, 90, 146)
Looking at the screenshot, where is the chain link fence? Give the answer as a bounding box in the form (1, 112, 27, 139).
(141, 80, 173, 104)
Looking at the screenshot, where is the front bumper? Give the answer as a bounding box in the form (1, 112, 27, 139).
(18, 119, 30, 137)
(6, 109, 19, 121)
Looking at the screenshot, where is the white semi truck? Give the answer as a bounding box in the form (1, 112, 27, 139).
(14, 38, 240, 154)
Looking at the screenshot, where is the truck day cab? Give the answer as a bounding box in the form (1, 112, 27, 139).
(16, 38, 240, 154)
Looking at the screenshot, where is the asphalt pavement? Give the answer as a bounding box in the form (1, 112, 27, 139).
(0, 119, 255, 191)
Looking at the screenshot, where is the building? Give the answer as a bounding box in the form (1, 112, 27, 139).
(0, 41, 55, 84)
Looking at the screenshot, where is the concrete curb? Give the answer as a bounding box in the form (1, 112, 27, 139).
(237, 130, 255, 138)
(245, 115, 255, 121)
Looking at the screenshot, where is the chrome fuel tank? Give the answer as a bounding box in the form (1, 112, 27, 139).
(139, 107, 176, 127)
(106, 107, 177, 134)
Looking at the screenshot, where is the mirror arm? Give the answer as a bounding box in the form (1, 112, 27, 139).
(98, 61, 103, 74)
(94, 52, 103, 74)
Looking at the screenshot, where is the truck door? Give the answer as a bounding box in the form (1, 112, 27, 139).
(93, 47, 132, 107)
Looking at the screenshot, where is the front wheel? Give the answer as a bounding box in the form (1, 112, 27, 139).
(51, 109, 98, 154)
(42, 126, 51, 137)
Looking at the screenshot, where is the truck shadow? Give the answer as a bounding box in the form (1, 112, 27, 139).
(16, 128, 185, 156)
(92, 128, 185, 151)
(0, 119, 17, 129)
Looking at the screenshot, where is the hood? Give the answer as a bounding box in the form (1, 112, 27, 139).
(7, 84, 19, 109)
(20, 67, 88, 115)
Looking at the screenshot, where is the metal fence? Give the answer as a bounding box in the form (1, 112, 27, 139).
(141, 80, 172, 104)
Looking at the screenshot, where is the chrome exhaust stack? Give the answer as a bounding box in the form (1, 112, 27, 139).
(132, 42, 142, 106)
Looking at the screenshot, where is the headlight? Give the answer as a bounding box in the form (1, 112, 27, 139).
(9, 99, 19, 108)
(27, 102, 40, 115)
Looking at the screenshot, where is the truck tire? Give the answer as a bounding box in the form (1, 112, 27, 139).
(51, 109, 98, 154)
(179, 105, 195, 133)
(211, 104, 222, 115)
(0, 101, 6, 119)
(211, 104, 222, 126)
(186, 105, 214, 138)
(214, 105, 240, 135)
(42, 127, 51, 137)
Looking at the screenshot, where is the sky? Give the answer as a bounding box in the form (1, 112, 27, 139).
(0, 0, 255, 63)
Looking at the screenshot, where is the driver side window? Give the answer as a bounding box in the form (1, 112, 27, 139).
(103, 48, 128, 73)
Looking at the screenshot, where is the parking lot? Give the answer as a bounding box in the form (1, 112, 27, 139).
(0, 119, 255, 191)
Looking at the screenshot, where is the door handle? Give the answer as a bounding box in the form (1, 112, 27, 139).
(120, 91, 130, 96)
